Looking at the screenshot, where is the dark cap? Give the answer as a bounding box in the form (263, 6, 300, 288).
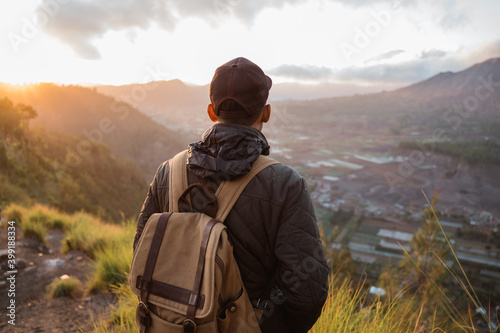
(210, 57, 272, 119)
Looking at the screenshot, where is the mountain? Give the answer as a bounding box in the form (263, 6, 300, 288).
(97, 79, 207, 112)
(0, 83, 185, 175)
(274, 58, 500, 136)
(269, 81, 400, 100)
(94, 58, 500, 135)
(96, 79, 399, 105)
(396, 58, 500, 100)
(96, 80, 211, 142)
(95, 79, 402, 142)
(2, 58, 497, 176)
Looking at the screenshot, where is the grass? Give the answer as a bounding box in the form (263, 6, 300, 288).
(4, 203, 498, 333)
(310, 276, 435, 333)
(3, 203, 134, 295)
(92, 208, 496, 333)
(47, 276, 83, 299)
(22, 217, 48, 244)
(92, 283, 137, 333)
(54, 211, 134, 293)
(417, 191, 497, 332)
(4, 203, 24, 224)
(87, 220, 135, 293)
(61, 212, 123, 259)
(92, 272, 459, 333)
(24, 204, 72, 230)
(4, 203, 74, 245)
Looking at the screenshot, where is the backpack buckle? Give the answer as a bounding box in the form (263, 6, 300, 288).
(183, 318, 197, 333)
(139, 301, 149, 313)
(254, 298, 269, 311)
(136, 302, 151, 329)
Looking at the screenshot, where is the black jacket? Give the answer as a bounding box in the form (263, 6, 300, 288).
(134, 123, 329, 332)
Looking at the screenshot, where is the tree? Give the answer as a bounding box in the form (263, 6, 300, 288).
(15, 103, 37, 147)
(485, 244, 491, 257)
(399, 192, 450, 306)
(378, 259, 402, 299)
(0, 143, 7, 168)
(0, 97, 38, 149)
(0, 97, 21, 149)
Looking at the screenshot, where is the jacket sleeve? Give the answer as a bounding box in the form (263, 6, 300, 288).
(274, 177, 330, 333)
(133, 162, 166, 251)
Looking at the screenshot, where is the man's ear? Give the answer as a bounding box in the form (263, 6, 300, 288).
(261, 104, 271, 123)
(207, 104, 218, 122)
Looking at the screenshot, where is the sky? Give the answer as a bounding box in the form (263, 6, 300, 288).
(1, 0, 500, 91)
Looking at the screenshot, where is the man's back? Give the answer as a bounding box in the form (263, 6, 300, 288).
(134, 57, 329, 332)
(134, 123, 329, 332)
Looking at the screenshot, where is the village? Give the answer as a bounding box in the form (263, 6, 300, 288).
(266, 139, 500, 296)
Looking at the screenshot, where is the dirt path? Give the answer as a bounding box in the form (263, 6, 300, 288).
(0, 226, 115, 332)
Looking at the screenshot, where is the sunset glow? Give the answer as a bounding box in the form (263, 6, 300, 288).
(1, 0, 499, 87)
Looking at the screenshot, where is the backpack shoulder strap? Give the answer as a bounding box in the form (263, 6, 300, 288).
(168, 149, 189, 212)
(215, 155, 280, 222)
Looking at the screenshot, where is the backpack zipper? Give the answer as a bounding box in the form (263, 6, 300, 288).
(215, 253, 225, 277)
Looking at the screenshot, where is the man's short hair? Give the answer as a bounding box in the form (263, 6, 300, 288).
(217, 99, 262, 126)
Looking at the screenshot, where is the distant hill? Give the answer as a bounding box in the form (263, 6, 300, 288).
(94, 58, 500, 139)
(0, 83, 185, 175)
(274, 58, 500, 138)
(2, 58, 498, 175)
(95, 78, 400, 142)
(97, 79, 207, 113)
(397, 58, 500, 99)
(96, 80, 211, 142)
(96, 79, 397, 106)
(342, 57, 499, 111)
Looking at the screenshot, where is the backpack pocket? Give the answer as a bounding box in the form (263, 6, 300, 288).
(217, 288, 261, 333)
(140, 306, 215, 333)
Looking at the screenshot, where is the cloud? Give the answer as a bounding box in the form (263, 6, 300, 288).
(461, 39, 500, 64)
(36, 0, 308, 59)
(37, 0, 175, 59)
(365, 50, 405, 64)
(267, 64, 334, 81)
(332, 0, 414, 8)
(439, 5, 469, 29)
(267, 54, 473, 85)
(334, 57, 465, 83)
(336, 62, 427, 83)
(420, 49, 447, 59)
(440, 12, 468, 29)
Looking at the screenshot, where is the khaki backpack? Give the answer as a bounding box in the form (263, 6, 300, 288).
(130, 150, 279, 333)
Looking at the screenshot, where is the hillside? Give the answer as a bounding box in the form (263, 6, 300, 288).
(0, 125, 147, 221)
(2, 204, 496, 333)
(97, 79, 207, 113)
(0, 83, 185, 175)
(97, 80, 212, 142)
(1, 58, 499, 332)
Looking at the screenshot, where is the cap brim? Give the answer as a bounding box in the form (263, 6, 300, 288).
(266, 75, 272, 90)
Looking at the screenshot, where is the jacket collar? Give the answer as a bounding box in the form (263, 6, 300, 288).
(187, 123, 270, 179)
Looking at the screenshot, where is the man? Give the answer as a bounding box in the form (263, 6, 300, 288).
(134, 57, 329, 332)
